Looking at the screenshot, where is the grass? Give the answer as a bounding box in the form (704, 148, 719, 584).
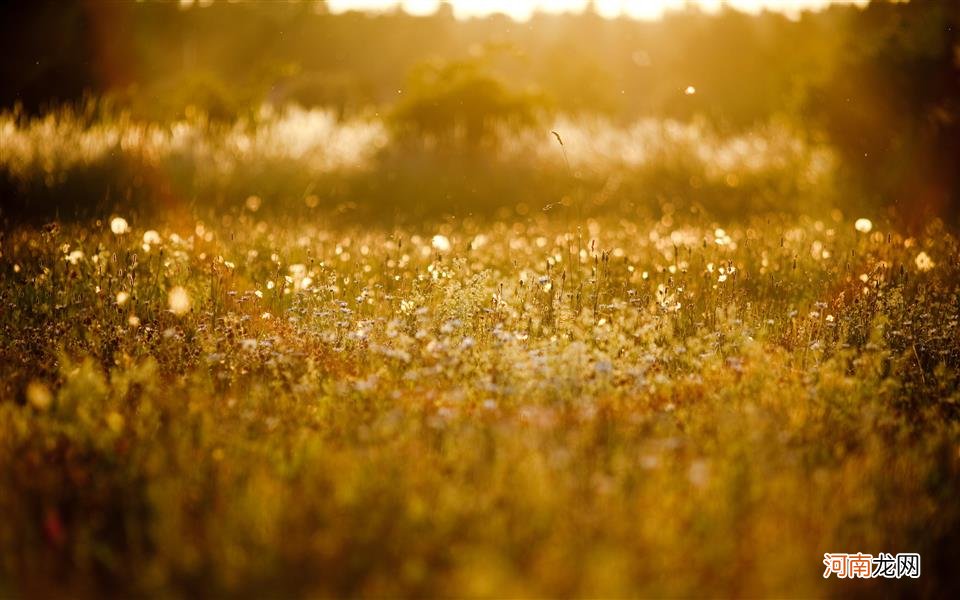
(1, 205, 959, 596)
(0, 106, 837, 223)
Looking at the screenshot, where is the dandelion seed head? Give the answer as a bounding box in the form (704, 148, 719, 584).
(915, 251, 934, 272)
(854, 218, 873, 233)
(110, 217, 130, 235)
(432, 234, 451, 253)
(168, 286, 191, 315)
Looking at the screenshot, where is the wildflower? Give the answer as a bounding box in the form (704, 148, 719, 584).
(116, 291, 130, 306)
(915, 251, 935, 272)
(431, 234, 451, 252)
(65, 250, 84, 265)
(110, 217, 130, 235)
(471, 234, 489, 249)
(143, 230, 162, 245)
(854, 218, 873, 233)
(168, 286, 191, 315)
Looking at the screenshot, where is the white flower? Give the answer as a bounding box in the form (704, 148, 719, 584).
(168, 286, 191, 315)
(110, 217, 130, 235)
(915, 251, 935, 272)
(431, 234, 451, 252)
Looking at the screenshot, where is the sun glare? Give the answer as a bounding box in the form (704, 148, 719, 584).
(326, 0, 869, 21)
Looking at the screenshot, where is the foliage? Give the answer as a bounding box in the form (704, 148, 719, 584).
(5, 1, 958, 221)
(0, 107, 836, 223)
(1, 211, 959, 596)
(2, 2, 960, 596)
(390, 58, 544, 149)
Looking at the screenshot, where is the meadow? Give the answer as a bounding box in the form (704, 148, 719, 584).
(1, 104, 959, 596)
(0, 104, 836, 223)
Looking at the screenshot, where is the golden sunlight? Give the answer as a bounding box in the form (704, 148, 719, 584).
(3, 0, 958, 596)
(326, 0, 869, 21)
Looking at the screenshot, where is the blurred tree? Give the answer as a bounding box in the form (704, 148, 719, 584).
(391, 58, 545, 149)
(806, 1, 960, 224)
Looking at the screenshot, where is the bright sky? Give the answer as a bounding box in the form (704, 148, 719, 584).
(325, 0, 869, 21)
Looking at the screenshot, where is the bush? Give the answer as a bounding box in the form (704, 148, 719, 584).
(390, 58, 546, 150)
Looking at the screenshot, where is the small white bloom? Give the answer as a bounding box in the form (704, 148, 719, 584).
(431, 234, 451, 252)
(168, 286, 191, 315)
(110, 217, 130, 235)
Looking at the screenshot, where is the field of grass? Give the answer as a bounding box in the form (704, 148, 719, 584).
(4, 1, 960, 595)
(0, 107, 836, 223)
(2, 194, 959, 594)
